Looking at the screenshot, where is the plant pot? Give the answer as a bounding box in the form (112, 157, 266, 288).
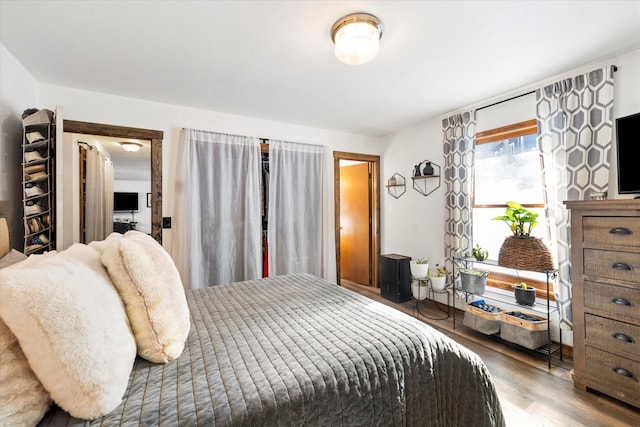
(459, 269, 488, 295)
(429, 276, 447, 291)
(410, 261, 429, 279)
(497, 236, 554, 272)
(514, 285, 536, 306)
(412, 283, 429, 300)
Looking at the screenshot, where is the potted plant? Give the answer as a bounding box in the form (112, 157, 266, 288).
(409, 258, 429, 279)
(472, 244, 489, 261)
(514, 282, 536, 306)
(492, 201, 554, 271)
(428, 264, 447, 291)
(412, 279, 429, 300)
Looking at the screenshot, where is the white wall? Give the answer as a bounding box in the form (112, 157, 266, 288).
(0, 43, 40, 249)
(37, 83, 384, 284)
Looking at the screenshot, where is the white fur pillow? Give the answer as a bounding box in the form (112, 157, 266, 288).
(0, 244, 136, 420)
(0, 318, 52, 426)
(88, 232, 122, 255)
(101, 231, 190, 363)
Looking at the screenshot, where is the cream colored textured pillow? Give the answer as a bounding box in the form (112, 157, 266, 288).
(101, 230, 190, 363)
(88, 232, 122, 255)
(0, 244, 136, 420)
(0, 318, 52, 426)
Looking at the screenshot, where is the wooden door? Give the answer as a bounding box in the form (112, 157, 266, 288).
(339, 162, 371, 285)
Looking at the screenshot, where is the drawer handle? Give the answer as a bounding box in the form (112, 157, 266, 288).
(611, 262, 633, 271)
(612, 332, 635, 343)
(611, 297, 634, 307)
(609, 227, 633, 235)
(612, 367, 635, 379)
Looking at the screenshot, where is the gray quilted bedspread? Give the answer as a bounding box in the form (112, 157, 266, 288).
(39, 273, 504, 426)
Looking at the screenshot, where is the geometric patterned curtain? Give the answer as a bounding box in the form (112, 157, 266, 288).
(535, 66, 615, 330)
(442, 111, 476, 279)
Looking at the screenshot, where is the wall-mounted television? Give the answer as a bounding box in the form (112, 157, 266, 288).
(114, 192, 139, 211)
(616, 112, 640, 197)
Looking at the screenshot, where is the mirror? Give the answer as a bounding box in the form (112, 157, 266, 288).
(61, 120, 163, 245)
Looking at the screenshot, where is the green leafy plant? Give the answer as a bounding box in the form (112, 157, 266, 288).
(430, 263, 447, 277)
(492, 201, 539, 237)
(415, 258, 429, 264)
(472, 244, 489, 261)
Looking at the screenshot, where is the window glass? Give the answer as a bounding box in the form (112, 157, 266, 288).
(472, 123, 551, 293)
(474, 134, 542, 206)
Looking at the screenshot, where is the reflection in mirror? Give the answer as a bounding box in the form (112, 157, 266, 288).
(60, 120, 163, 248)
(76, 135, 151, 243)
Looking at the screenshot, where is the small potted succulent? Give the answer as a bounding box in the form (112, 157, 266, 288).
(412, 279, 429, 300)
(514, 282, 536, 306)
(472, 244, 489, 261)
(409, 258, 429, 279)
(428, 264, 448, 291)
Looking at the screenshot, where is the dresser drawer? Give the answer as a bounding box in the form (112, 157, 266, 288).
(585, 346, 640, 408)
(585, 314, 640, 359)
(584, 217, 640, 247)
(584, 281, 640, 320)
(584, 249, 640, 283)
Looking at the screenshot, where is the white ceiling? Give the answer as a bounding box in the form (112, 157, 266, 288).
(2, 1, 639, 137)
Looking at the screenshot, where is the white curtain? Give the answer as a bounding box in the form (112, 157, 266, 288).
(172, 129, 262, 288)
(84, 146, 113, 242)
(268, 140, 324, 277)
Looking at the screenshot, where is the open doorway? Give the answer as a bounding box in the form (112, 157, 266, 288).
(333, 151, 380, 288)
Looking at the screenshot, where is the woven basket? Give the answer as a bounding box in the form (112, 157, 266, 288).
(497, 236, 554, 272)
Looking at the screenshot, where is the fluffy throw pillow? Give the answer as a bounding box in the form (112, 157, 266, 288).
(88, 232, 122, 255)
(0, 244, 136, 420)
(0, 318, 52, 426)
(101, 231, 190, 363)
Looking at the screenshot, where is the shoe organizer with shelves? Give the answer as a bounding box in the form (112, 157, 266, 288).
(22, 109, 55, 255)
(452, 256, 562, 368)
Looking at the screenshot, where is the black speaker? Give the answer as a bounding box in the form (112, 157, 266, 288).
(380, 254, 411, 303)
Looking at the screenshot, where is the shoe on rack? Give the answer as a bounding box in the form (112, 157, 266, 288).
(25, 201, 42, 216)
(26, 131, 47, 144)
(25, 183, 44, 198)
(24, 151, 44, 163)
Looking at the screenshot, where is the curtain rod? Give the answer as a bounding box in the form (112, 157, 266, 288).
(476, 90, 536, 112)
(476, 65, 618, 112)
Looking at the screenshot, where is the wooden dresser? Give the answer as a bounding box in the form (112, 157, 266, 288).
(565, 200, 640, 408)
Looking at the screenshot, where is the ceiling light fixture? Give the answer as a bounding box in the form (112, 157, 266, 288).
(331, 13, 383, 65)
(120, 142, 143, 152)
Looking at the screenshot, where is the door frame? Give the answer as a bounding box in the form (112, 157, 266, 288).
(333, 151, 380, 288)
(62, 120, 164, 244)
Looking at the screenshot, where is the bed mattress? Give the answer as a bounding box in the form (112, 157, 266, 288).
(39, 273, 504, 426)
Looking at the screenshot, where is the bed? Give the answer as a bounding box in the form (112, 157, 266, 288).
(0, 220, 504, 427)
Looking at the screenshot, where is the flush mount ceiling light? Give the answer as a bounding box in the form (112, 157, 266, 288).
(331, 13, 383, 65)
(120, 142, 143, 152)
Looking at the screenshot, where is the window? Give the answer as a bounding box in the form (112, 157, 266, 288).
(472, 119, 553, 299)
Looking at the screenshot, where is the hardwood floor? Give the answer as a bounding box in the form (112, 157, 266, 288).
(340, 280, 640, 427)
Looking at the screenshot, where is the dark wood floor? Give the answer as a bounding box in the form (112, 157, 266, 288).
(341, 280, 640, 427)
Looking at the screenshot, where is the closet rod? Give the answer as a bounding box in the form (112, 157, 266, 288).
(476, 65, 617, 112)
